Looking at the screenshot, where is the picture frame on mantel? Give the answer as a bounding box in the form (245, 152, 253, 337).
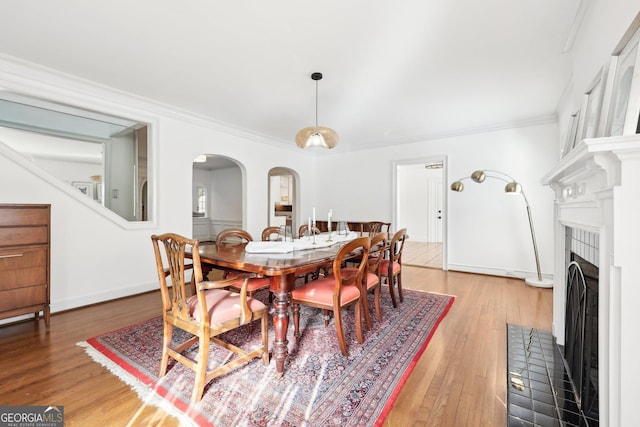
(578, 68, 605, 141)
(604, 26, 640, 136)
(562, 110, 580, 158)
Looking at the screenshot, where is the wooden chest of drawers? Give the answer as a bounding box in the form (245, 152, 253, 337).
(0, 204, 50, 327)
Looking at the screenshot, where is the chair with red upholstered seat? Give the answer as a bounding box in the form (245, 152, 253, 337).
(342, 232, 387, 330)
(151, 233, 269, 403)
(291, 236, 369, 356)
(215, 229, 272, 298)
(380, 228, 408, 308)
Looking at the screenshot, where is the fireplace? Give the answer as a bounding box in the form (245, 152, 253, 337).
(542, 133, 640, 426)
(564, 249, 599, 419)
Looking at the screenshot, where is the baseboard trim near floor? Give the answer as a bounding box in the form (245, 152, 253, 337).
(403, 261, 442, 269)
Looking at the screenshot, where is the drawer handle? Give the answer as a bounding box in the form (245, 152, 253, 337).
(0, 253, 24, 259)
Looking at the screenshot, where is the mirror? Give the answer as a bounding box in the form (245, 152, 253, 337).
(0, 90, 150, 221)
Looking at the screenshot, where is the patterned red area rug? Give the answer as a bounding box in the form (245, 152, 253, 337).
(79, 288, 454, 427)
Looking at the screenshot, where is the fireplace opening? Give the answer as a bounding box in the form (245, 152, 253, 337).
(564, 251, 599, 419)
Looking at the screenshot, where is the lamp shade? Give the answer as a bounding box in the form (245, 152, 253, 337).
(295, 126, 339, 149)
(296, 72, 338, 149)
(450, 181, 464, 192)
(471, 170, 486, 183)
(505, 181, 522, 193)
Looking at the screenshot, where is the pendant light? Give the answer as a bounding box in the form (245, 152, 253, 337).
(295, 72, 338, 149)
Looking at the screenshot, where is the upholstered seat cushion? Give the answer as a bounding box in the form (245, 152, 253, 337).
(380, 259, 401, 275)
(291, 276, 360, 305)
(340, 267, 379, 289)
(188, 289, 266, 324)
(226, 273, 271, 292)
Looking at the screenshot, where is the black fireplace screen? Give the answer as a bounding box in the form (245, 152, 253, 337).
(565, 252, 599, 419)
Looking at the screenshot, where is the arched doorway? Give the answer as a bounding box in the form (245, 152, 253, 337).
(192, 154, 243, 242)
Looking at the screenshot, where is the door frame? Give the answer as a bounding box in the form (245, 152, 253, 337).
(392, 155, 448, 270)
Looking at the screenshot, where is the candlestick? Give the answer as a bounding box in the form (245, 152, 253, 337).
(308, 217, 312, 240)
(312, 207, 316, 225)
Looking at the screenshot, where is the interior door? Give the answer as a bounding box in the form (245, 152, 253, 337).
(427, 177, 443, 242)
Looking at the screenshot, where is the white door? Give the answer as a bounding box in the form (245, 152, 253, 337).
(427, 177, 443, 242)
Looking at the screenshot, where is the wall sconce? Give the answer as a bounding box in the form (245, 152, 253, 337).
(450, 169, 553, 288)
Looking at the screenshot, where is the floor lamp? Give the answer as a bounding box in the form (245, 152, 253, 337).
(450, 170, 553, 288)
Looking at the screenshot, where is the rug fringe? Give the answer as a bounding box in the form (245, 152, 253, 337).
(77, 341, 200, 427)
(404, 288, 457, 298)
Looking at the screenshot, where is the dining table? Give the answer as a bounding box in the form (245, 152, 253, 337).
(196, 232, 361, 378)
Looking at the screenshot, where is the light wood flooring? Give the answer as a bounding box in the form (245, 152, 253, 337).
(403, 241, 443, 269)
(0, 267, 552, 426)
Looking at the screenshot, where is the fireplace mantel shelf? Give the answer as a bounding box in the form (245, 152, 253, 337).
(543, 134, 640, 187)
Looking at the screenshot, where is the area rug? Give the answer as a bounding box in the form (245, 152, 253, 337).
(79, 288, 454, 427)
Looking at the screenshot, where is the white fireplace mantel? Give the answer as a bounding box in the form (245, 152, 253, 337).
(542, 134, 640, 427)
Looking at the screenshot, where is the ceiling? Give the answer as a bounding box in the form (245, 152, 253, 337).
(0, 1, 583, 152)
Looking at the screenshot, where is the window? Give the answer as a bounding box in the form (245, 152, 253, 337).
(195, 186, 207, 217)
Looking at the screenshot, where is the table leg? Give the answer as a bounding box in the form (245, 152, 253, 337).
(271, 289, 290, 378)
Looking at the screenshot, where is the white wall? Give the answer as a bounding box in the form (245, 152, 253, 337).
(316, 122, 558, 280)
(209, 167, 242, 222)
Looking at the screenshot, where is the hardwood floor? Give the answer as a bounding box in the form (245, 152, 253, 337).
(403, 241, 443, 269)
(0, 267, 552, 426)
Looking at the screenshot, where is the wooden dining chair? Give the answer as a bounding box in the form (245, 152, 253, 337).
(291, 236, 369, 356)
(363, 221, 385, 236)
(261, 226, 282, 241)
(342, 232, 387, 330)
(151, 233, 269, 403)
(215, 229, 272, 299)
(380, 228, 408, 308)
(298, 224, 331, 280)
(298, 224, 321, 238)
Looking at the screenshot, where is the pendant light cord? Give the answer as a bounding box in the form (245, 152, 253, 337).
(315, 79, 319, 127)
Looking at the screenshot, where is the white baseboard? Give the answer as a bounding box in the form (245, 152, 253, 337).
(0, 282, 159, 326)
(51, 281, 158, 313)
(447, 263, 553, 282)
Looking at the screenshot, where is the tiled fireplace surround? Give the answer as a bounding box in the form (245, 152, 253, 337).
(542, 134, 640, 426)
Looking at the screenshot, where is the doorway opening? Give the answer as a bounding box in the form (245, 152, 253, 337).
(395, 157, 446, 269)
(192, 155, 243, 242)
(268, 167, 298, 234)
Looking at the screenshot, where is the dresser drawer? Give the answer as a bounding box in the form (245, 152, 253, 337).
(0, 285, 47, 312)
(0, 206, 49, 227)
(0, 247, 47, 291)
(0, 227, 48, 246)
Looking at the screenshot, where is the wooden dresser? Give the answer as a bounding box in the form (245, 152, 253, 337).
(0, 204, 51, 327)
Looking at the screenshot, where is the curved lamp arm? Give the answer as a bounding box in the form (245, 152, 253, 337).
(450, 169, 547, 286)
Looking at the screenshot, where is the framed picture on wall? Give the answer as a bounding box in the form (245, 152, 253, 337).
(72, 181, 94, 199)
(604, 26, 640, 136)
